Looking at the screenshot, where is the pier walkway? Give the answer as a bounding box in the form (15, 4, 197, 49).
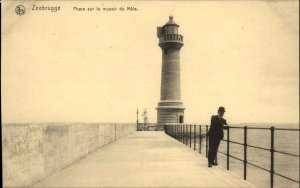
(33, 131, 253, 187)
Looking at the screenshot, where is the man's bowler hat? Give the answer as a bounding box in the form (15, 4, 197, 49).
(218, 106, 226, 112)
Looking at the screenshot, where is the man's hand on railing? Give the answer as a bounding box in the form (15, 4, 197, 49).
(223, 125, 229, 130)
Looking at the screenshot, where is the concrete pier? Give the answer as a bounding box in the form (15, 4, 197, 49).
(33, 132, 253, 187)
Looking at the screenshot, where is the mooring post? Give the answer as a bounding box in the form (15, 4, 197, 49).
(244, 126, 247, 180)
(270, 126, 275, 188)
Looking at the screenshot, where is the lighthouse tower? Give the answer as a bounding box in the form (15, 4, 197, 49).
(156, 16, 185, 131)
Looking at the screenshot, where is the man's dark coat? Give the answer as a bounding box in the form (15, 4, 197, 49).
(207, 115, 227, 140)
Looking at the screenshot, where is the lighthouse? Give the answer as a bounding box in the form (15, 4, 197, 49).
(156, 16, 185, 131)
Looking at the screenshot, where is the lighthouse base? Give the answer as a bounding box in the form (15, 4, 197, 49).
(156, 101, 185, 131)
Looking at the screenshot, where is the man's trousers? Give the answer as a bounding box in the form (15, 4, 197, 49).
(208, 136, 221, 164)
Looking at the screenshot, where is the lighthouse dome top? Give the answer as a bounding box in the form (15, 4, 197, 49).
(165, 16, 179, 26)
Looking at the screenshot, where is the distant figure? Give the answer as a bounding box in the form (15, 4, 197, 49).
(207, 106, 228, 167)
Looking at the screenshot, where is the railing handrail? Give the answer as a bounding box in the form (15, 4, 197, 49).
(229, 125, 300, 131)
(221, 138, 300, 157)
(164, 124, 300, 187)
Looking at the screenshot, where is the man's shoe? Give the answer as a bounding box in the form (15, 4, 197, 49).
(208, 163, 212, 168)
(212, 162, 218, 166)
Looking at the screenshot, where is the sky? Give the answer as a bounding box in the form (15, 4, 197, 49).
(2, 0, 299, 124)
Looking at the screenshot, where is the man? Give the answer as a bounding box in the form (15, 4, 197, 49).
(207, 106, 228, 167)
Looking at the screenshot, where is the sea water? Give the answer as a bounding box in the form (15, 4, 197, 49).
(182, 124, 299, 188)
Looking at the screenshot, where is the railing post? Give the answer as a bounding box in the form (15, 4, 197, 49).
(173, 124, 175, 138)
(186, 125, 188, 145)
(165, 125, 167, 135)
(199, 125, 202, 154)
(184, 125, 186, 145)
(172, 125, 175, 138)
(189, 125, 192, 148)
(181, 124, 183, 143)
(270, 126, 275, 188)
(182, 124, 184, 143)
(177, 125, 178, 140)
(166, 124, 168, 134)
(180, 124, 182, 143)
(183, 125, 185, 144)
(178, 125, 179, 140)
(194, 125, 196, 150)
(175, 125, 177, 139)
(177, 125, 179, 140)
(227, 126, 230, 170)
(179, 125, 180, 141)
(176, 125, 178, 140)
(182, 125, 183, 143)
(206, 125, 208, 158)
(244, 126, 247, 180)
(178, 125, 179, 141)
(173, 125, 175, 138)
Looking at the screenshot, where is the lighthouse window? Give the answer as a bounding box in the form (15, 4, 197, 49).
(167, 26, 173, 34)
(165, 26, 178, 34)
(174, 27, 178, 34)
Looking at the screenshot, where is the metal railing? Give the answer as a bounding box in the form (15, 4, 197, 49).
(165, 124, 300, 188)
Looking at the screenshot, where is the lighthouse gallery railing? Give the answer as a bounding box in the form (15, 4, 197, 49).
(164, 124, 300, 188)
(159, 34, 183, 43)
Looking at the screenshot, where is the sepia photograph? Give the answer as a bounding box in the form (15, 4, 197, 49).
(1, 0, 299, 187)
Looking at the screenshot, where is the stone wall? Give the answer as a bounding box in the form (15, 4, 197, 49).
(2, 123, 136, 187)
